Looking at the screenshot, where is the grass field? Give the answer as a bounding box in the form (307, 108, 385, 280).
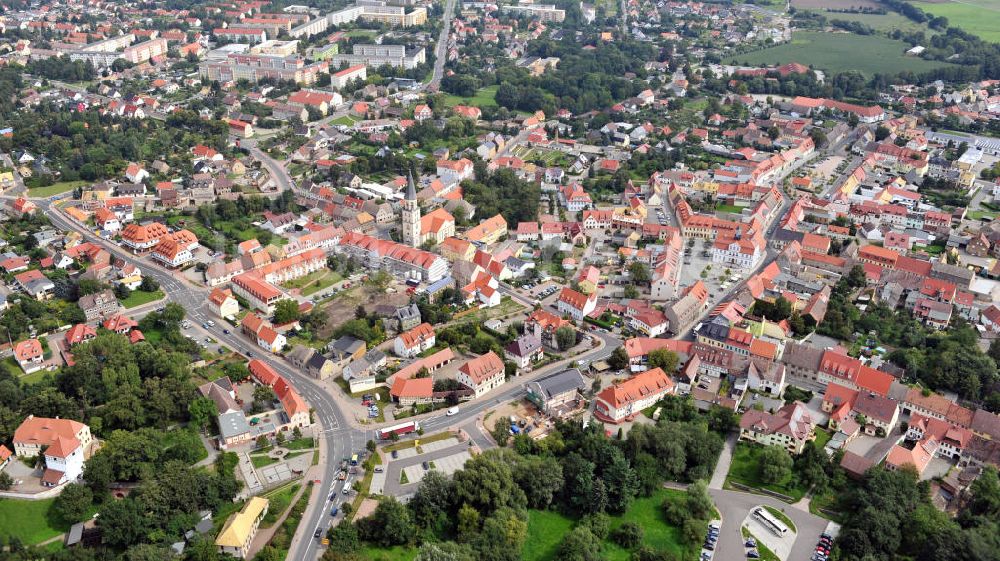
(0, 498, 89, 545)
(816, 10, 930, 32)
(913, 0, 1000, 42)
(724, 31, 955, 75)
(443, 85, 499, 108)
(28, 180, 88, 198)
(120, 289, 165, 309)
(725, 444, 807, 502)
(282, 270, 342, 296)
(524, 489, 695, 561)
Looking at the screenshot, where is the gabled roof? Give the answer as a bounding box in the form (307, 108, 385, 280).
(596, 367, 673, 409)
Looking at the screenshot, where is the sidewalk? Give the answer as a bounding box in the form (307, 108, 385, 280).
(709, 432, 737, 490)
(285, 422, 329, 560)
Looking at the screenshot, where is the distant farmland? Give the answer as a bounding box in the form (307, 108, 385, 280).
(912, 0, 1000, 42)
(723, 31, 956, 76)
(791, 0, 882, 9)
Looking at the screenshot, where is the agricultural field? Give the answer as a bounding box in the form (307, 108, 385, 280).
(816, 10, 931, 32)
(442, 85, 499, 108)
(791, 0, 882, 9)
(912, 0, 1000, 42)
(724, 31, 955, 75)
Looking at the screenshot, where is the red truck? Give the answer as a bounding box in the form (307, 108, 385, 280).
(376, 421, 420, 440)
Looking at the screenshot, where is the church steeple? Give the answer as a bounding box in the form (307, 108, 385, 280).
(405, 171, 417, 201)
(402, 172, 420, 247)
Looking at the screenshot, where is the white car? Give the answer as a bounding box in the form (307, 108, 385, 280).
(446, 406, 459, 416)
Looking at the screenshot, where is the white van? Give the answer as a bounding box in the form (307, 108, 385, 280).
(446, 406, 459, 416)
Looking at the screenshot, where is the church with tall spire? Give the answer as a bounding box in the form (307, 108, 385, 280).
(401, 172, 420, 247)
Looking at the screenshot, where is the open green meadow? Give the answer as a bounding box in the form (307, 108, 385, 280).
(443, 85, 499, 108)
(524, 489, 695, 561)
(913, 0, 1000, 42)
(724, 31, 955, 75)
(816, 10, 930, 32)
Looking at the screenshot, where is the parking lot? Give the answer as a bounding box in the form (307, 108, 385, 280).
(742, 507, 797, 561)
(401, 450, 472, 486)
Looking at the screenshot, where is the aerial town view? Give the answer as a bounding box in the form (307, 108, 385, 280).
(2, 0, 1000, 559)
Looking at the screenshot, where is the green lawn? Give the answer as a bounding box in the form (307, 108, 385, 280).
(443, 85, 499, 108)
(715, 204, 744, 215)
(28, 180, 88, 198)
(524, 489, 696, 561)
(723, 31, 955, 76)
(914, 0, 1000, 42)
(120, 289, 165, 309)
(251, 450, 306, 468)
(725, 443, 807, 502)
(330, 115, 359, 126)
(0, 498, 93, 545)
(281, 270, 342, 297)
(283, 437, 317, 451)
(813, 428, 832, 450)
(261, 483, 301, 528)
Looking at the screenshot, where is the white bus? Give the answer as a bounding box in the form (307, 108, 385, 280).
(752, 507, 789, 536)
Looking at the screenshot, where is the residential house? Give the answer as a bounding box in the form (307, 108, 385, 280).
(393, 322, 436, 358)
(822, 382, 899, 436)
(13, 339, 44, 373)
(215, 497, 269, 559)
(504, 334, 544, 371)
(556, 286, 597, 320)
(738, 402, 815, 454)
(208, 288, 240, 319)
(456, 351, 506, 398)
(78, 289, 121, 321)
(525, 368, 587, 416)
(594, 367, 675, 423)
(14, 269, 55, 299)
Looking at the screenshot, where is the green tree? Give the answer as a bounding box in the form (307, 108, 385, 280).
(54, 483, 93, 522)
(611, 522, 643, 549)
(453, 450, 527, 516)
(188, 396, 218, 432)
(473, 507, 527, 561)
(555, 326, 576, 350)
(608, 346, 629, 370)
(358, 497, 414, 547)
(555, 526, 602, 561)
(273, 299, 301, 324)
(647, 349, 679, 372)
(759, 445, 793, 485)
(629, 262, 651, 284)
(415, 542, 475, 561)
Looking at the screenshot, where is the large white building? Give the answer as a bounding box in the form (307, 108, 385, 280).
(330, 44, 426, 70)
(13, 416, 92, 487)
